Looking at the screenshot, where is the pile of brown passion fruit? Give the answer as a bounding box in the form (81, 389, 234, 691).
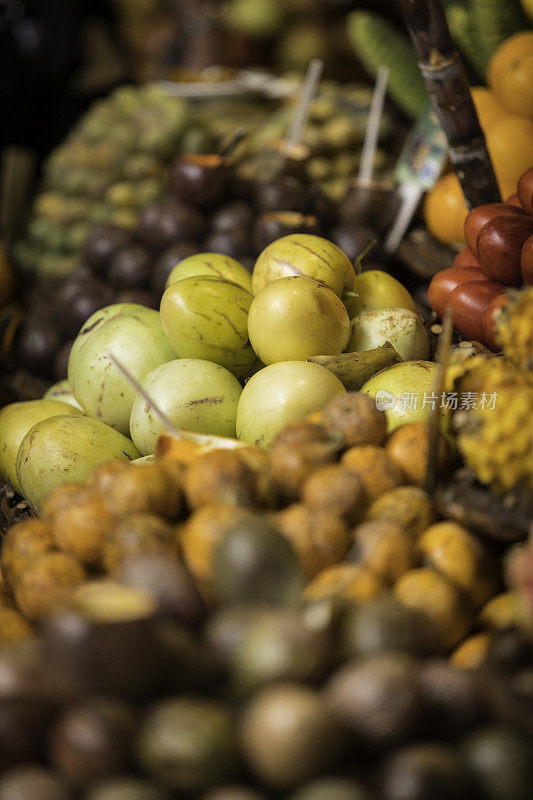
(0, 391, 531, 800)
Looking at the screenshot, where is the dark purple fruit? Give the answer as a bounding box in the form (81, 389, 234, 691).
(16, 316, 62, 377)
(311, 190, 340, 227)
(417, 660, 485, 737)
(82, 225, 132, 276)
(151, 242, 199, 297)
(380, 743, 470, 800)
(108, 245, 152, 290)
(253, 212, 320, 253)
(170, 154, 232, 208)
(204, 229, 251, 260)
(54, 339, 75, 382)
(56, 278, 113, 338)
(255, 175, 309, 214)
(114, 288, 157, 308)
(211, 202, 255, 234)
(137, 199, 205, 251)
(331, 224, 384, 264)
(340, 180, 398, 235)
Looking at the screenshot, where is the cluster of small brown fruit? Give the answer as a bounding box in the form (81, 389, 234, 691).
(0, 391, 531, 800)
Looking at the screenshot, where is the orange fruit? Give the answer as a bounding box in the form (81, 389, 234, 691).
(470, 87, 506, 131)
(489, 32, 533, 117)
(488, 31, 533, 90)
(486, 114, 533, 187)
(424, 172, 468, 245)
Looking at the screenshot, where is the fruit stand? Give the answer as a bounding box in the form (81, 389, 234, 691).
(0, 1, 532, 798)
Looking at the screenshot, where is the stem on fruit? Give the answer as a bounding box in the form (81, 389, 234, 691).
(424, 304, 453, 495)
(399, 0, 500, 208)
(358, 66, 389, 184)
(219, 127, 248, 159)
(286, 59, 324, 150)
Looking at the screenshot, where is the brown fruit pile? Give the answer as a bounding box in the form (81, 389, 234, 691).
(0, 391, 531, 799)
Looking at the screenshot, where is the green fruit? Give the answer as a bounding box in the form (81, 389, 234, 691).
(288, 777, 371, 800)
(344, 270, 417, 318)
(84, 776, 171, 800)
(252, 234, 355, 297)
(130, 359, 242, 455)
(248, 277, 350, 365)
(213, 516, 305, 606)
(361, 361, 437, 432)
(470, 0, 530, 73)
(224, 0, 285, 38)
(68, 303, 174, 435)
(461, 725, 533, 800)
(137, 697, 240, 792)
(241, 684, 341, 789)
(232, 608, 331, 693)
(165, 253, 252, 293)
(348, 308, 430, 362)
(347, 11, 428, 120)
(0, 400, 83, 493)
(43, 380, 84, 411)
(236, 361, 346, 447)
(160, 277, 255, 378)
(16, 415, 139, 511)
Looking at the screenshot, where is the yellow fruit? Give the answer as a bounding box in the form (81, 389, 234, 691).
(424, 172, 467, 244)
(488, 31, 533, 116)
(520, 0, 533, 23)
(486, 115, 533, 186)
(497, 287, 533, 371)
(470, 87, 506, 131)
(450, 632, 492, 670)
(488, 31, 533, 86)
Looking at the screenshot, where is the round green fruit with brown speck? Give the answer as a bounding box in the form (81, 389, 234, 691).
(130, 359, 242, 455)
(0, 400, 83, 493)
(252, 234, 355, 297)
(165, 253, 252, 293)
(16, 415, 139, 511)
(160, 277, 256, 379)
(68, 303, 174, 435)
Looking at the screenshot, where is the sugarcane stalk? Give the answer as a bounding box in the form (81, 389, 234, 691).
(399, 0, 501, 209)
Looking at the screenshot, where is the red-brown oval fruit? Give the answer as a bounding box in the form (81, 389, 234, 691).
(428, 266, 486, 318)
(517, 167, 533, 215)
(464, 203, 527, 256)
(450, 280, 505, 343)
(482, 293, 509, 352)
(453, 248, 483, 269)
(506, 193, 523, 209)
(521, 233, 533, 285)
(477, 214, 533, 286)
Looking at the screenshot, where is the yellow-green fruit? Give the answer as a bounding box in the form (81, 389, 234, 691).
(348, 308, 430, 361)
(248, 276, 350, 365)
(165, 253, 252, 293)
(457, 380, 533, 493)
(497, 286, 533, 371)
(237, 361, 346, 447)
(16, 415, 140, 511)
(343, 270, 417, 317)
(68, 304, 174, 435)
(0, 400, 83, 493)
(160, 276, 256, 379)
(130, 359, 242, 455)
(43, 380, 84, 411)
(361, 361, 438, 432)
(252, 234, 355, 297)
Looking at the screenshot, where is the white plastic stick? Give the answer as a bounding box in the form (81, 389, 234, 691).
(286, 59, 324, 150)
(358, 66, 390, 184)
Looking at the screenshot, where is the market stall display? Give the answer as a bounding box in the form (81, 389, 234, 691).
(1, 1, 532, 797)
